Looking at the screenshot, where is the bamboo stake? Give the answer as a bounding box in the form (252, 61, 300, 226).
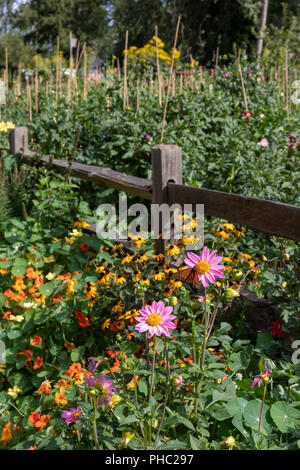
(46, 81, 49, 98)
(285, 41, 289, 116)
(237, 50, 249, 112)
(123, 30, 128, 112)
(83, 43, 87, 100)
(117, 58, 121, 81)
(56, 36, 59, 103)
(28, 82, 32, 122)
(136, 76, 140, 111)
(155, 26, 162, 108)
(160, 16, 181, 143)
(5, 48, 8, 91)
(180, 73, 183, 94)
(35, 56, 39, 114)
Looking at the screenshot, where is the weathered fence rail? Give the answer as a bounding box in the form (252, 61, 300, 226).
(7, 126, 300, 252)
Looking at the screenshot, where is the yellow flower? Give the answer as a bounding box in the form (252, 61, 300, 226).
(65, 236, 76, 245)
(121, 254, 133, 264)
(224, 436, 236, 448)
(115, 276, 126, 285)
(46, 272, 56, 281)
(66, 278, 77, 297)
(139, 254, 148, 263)
(153, 271, 166, 281)
(112, 301, 123, 314)
(73, 220, 90, 229)
(101, 318, 111, 330)
(69, 229, 83, 238)
(7, 386, 22, 400)
(165, 244, 181, 256)
(44, 255, 55, 263)
(223, 223, 235, 231)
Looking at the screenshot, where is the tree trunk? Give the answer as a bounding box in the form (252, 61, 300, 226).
(256, 0, 270, 57)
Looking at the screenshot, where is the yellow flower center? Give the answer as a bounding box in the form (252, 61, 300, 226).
(146, 313, 161, 327)
(73, 410, 81, 417)
(195, 261, 210, 275)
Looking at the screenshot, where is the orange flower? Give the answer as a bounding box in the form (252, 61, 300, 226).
(65, 362, 82, 379)
(57, 273, 72, 281)
(106, 349, 119, 358)
(54, 392, 68, 406)
(55, 378, 72, 392)
(127, 375, 139, 389)
(3, 311, 12, 320)
(17, 349, 32, 366)
(75, 311, 89, 328)
(30, 335, 42, 346)
(26, 446, 37, 450)
(52, 293, 63, 303)
(33, 357, 44, 370)
(28, 412, 50, 430)
(26, 267, 38, 279)
(0, 423, 13, 446)
(37, 381, 52, 395)
(3, 289, 14, 298)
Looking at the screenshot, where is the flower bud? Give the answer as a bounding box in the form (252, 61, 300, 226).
(170, 296, 178, 306)
(224, 288, 239, 299)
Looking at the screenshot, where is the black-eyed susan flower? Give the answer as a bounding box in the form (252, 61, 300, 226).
(166, 244, 180, 256)
(101, 318, 111, 330)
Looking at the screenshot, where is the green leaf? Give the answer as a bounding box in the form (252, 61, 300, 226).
(39, 282, 56, 297)
(270, 401, 300, 433)
(189, 434, 202, 450)
(243, 399, 272, 436)
(70, 346, 85, 362)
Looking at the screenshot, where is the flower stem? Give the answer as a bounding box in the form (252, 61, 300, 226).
(259, 384, 267, 433)
(154, 340, 170, 448)
(148, 337, 156, 402)
(93, 399, 100, 450)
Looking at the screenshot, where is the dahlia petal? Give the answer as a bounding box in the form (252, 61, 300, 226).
(186, 252, 201, 264)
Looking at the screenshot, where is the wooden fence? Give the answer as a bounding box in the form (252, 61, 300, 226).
(7, 126, 300, 253)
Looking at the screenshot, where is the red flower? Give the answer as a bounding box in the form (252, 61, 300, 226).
(80, 243, 90, 252)
(75, 311, 89, 328)
(271, 320, 284, 338)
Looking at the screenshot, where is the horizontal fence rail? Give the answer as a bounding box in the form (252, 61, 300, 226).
(168, 183, 300, 242)
(7, 126, 300, 249)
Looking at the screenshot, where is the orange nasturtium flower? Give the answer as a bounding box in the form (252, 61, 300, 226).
(54, 392, 68, 406)
(37, 381, 52, 395)
(30, 335, 42, 346)
(28, 412, 50, 430)
(0, 423, 13, 446)
(33, 357, 44, 370)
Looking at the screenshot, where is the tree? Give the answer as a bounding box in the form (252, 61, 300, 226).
(13, 0, 109, 56)
(256, 0, 270, 57)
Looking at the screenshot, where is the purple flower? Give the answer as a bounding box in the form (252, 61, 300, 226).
(173, 376, 184, 390)
(289, 135, 298, 149)
(250, 362, 272, 389)
(145, 133, 152, 140)
(223, 73, 229, 78)
(243, 111, 254, 118)
(85, 374, 117, 405)
(61, 406, 82, 424)
(247, 69, 253, 75)
(87, 357, 102, 373)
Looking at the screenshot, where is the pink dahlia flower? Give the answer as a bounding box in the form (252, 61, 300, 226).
(85, 375, 117, 405)
(184, 247, 225, 288)
(259, 138, 269, 147)
(135, 300, 176, 339)
(61, 406, 82, 424)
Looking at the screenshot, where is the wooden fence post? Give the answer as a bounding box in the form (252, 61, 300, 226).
(151, 144, 182, 254)
(9, 127, 29, 155)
